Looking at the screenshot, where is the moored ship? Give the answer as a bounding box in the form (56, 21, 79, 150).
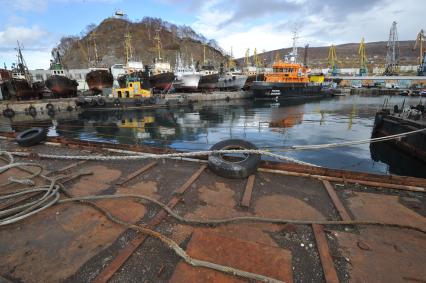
(148, 31, 175, 92)
(198, 64, 219, 90)
(86, 68, 114, 93)
(45, 51, 78, 97)
(217, 69, 248, 91)
(173, 54, 201, 92)
(252, 33, 323, 100)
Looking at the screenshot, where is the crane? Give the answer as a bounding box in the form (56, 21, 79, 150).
(244, 48, 250, 67)
(413, 29, 425, 76)
(328, 44, 339, 76)
(384, 21, 399, 76)
(253, 48, 261, 67)
(359, 38, 368, 76)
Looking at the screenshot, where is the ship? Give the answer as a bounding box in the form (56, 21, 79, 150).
(147, 31, 175, 92)
(86, 68, 114, 94)
(173, 53, 201, 92)
(252, 32, 323, 100)
(217, 50, 247, 91)
(8, 42, 43, 100)
(84, 31, 114, 94)
(198, 65, 219, 90)
(197, 45, 219, 91)
(45, 51, 78, 97)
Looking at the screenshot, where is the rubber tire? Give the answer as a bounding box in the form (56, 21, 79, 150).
(16, 128, 47, 147)
(97, 98, 106, 107)
(208, 139, 261, 179)
(3, 108, 15, 118)
(28, 106, 37, 116)
(47, 109, 55, 117)
(46, 103, 54, 110)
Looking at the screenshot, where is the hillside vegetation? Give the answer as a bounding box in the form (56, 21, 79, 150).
(56, 17, 227, 69)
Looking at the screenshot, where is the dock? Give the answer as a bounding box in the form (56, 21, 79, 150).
(0, 134, 425, 282)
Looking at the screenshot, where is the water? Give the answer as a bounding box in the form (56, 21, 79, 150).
(5, 95, 426, 177)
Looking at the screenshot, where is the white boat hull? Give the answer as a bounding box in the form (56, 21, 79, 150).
(217, 74, 248, 90)
(175, 73, 202, 91)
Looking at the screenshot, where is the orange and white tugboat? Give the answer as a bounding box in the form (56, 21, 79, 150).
(252, 32, 323, 100)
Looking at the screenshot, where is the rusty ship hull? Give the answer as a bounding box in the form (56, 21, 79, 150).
(86, 69, 113, 93)
(45, 75, 78, 97)
(148, 72, 175, 91)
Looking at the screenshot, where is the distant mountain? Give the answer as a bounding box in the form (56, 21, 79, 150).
(237, 41, 420, 69)
(55, 17, 227, 69)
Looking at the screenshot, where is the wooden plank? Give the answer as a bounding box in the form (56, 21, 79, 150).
(241, 175, 256, 208)
(322, 180, 352, 221)
(173, 164, 207, 195)
(312, 224, 340, 283)
(115, 161, 157, 186)
(94, 164, 207, 283)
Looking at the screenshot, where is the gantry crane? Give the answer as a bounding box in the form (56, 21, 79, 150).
(413, 29, 425, 76)
(328, 44, 339, 76)
(359, 38, 368, 76)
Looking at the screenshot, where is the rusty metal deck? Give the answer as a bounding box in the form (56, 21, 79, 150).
(0, 137, 425, 283)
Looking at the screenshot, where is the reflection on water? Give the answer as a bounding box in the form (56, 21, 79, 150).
(2, 95, 425, 177)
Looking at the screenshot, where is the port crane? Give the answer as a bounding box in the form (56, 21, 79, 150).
(359, 38, 368, 76)
(413, 29, 425, 76)
(328, 44, 339, 76)
(384, 21, 399, 76)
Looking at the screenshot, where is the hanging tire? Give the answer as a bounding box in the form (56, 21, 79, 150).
(66, 105, 73, 112)
(97, 98, 106, 107)
(28, 106, 37, 116)
(45, 103, 54, 110)
(3, 108, 15, 118)
(16, 128, 47, 147)
(208, 139, 261, 179)
(47, 109, 55, 117)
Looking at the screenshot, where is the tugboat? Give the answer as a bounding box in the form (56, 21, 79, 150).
(174, 53, 202, 92)
(148, 31, 175, 92)
(85, 32, 113, 94)
(252, 32, 322, 100)
(45, 50, 78, 97)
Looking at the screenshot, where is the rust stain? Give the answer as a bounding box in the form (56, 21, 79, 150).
(0, 204, 125, 283)
(334, 227, 426, 282)
(69, 165, 121, 197)
(255, 195, 326, 220)
(347, 192, 426, 229)
(170, 230, 293, 283)
(117, 180, 159, 199)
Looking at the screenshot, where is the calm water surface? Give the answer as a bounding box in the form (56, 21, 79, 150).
(7, 95, 426, 177)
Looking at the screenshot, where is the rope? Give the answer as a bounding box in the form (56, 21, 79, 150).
(7, 128, 425, 167)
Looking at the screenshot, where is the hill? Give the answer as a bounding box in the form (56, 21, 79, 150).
(56, 17, 228, 69)
(237, 41, 420, 69)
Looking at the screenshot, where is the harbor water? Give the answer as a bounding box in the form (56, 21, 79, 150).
(3, 94, 426, 178)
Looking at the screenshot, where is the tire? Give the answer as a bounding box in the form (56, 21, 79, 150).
(3, 108, 15, 118)
(66, 105, 73, 112)
(97, 98, 106, 107)
(208, 139, 261, 179)
(46, 103, 54, 110)
(28, 106, 37, 116)
(47, 109, 55, 117)
(16, 128, 47, 147)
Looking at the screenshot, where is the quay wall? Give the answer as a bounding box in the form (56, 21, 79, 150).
(185, 91, 252, 102)
(0, 98, 78, 114)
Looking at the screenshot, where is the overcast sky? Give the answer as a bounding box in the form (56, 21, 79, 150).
(0, 0, 424, 69)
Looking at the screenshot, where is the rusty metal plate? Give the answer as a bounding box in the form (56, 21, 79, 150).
(170, 229, 293, 283)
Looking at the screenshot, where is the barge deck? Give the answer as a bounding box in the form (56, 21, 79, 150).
(0, 136, 425, 283)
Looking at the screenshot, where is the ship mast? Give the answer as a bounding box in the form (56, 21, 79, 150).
(228, 47, 235, 69)
(290, 29, 298, 63)
(15, 41, 32, 82)
(244, 48, 250, 68)
(124, 31, 134, 64)
(203, 44, 206, 64)
(89, 32, 99, 67)
(154, 30, 162, 61)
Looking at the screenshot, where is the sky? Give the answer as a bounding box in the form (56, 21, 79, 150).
(0, 0, 424, 69)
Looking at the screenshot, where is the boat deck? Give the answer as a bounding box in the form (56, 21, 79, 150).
(0, 137, 425, 283)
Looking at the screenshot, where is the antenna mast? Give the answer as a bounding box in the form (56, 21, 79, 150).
(154, 30, 162, 61)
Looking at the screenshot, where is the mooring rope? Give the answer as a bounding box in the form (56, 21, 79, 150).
(7, 128, 426, 166)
